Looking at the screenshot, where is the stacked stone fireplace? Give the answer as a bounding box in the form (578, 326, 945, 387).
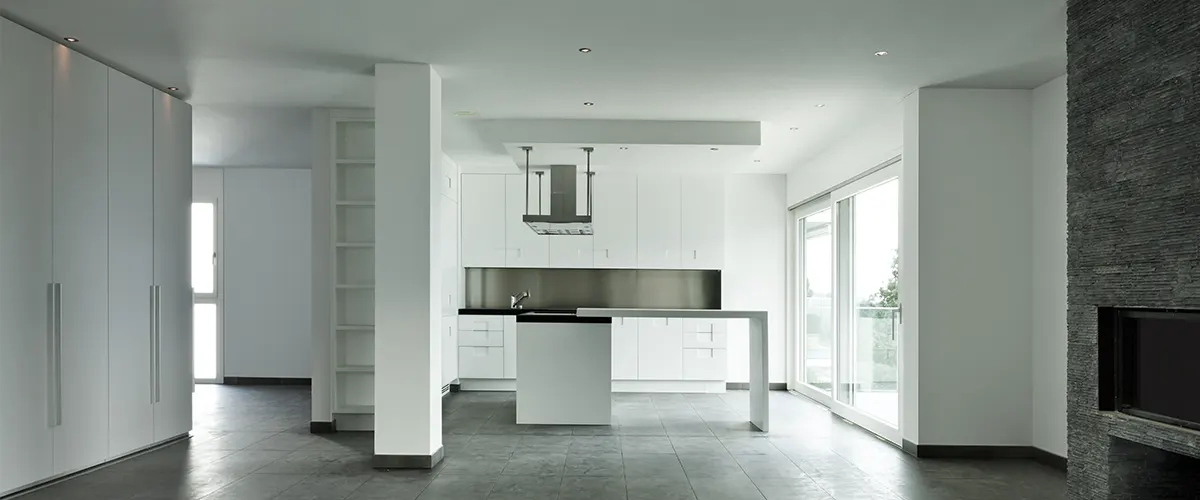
(1066, 0, 1200, 497)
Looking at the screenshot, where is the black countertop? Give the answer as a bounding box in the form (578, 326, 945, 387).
(515, 313, 612, 324)
(458, 308, 578, 316)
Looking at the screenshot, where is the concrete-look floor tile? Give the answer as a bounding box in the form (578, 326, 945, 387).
(197, 431, 280, 451)
(678, 453, 747, 479)
(622, 453, 687, 478)
(626, 476, 698, 500)
(486, 474, 563, 500)
(568, 436, 622, 454)
(564, 453, 624, 477)
(688, 476, 766, 500)
(749, 477, 832, 500)
(416, 474, 497, 500)
(518, 435, 574, 453)
(202, 472, 309, 500)
(669, 436, 728, 455)
(622, 436, 675, 454)
(345, 475, 433, 500)
(256, 449, 348, 474)
(248, 432, 321, 451)
(734, 454, 807, 479)
(559, 476, 627, 500)
(440, 456, 511, 476)
(275, 473, 371, 500)
(502, 452, 567, 476)
(719, 437, 782, 456)
(202, 449, 291, 475)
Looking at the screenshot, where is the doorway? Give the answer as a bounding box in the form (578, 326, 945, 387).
(191, 199, 222, 383)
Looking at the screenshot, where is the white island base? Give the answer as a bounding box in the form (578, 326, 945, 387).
(515, 321, 613, 425)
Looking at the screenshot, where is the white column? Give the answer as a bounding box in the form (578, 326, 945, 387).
(373, 63, 443, 467)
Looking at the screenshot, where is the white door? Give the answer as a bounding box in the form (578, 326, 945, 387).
(459, 175, 507, 267)
(592, 173, 638, 268)
(636, 318, 683, 380)
(0, 18, 55, 494)
(549, 172, 594, 268)
(52, 46, 111, 474)
(637, 176, 682, 269)
(107, 68, 156, 457)
(153, 91, 193, 441)
(681, 176, 726, 270)
(611, 318, 638, 380)
(505, 174, 549, 267)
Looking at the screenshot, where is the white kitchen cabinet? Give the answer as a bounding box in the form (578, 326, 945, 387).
(636, 176, 682, 269)
(683, 348, 728, 380)
(460, 175, 507, 267)
(440, 155, 459, 202)
(442, 317, 458, 386)
(0, 18, 55, 494)
(592, 173, 638, 268)
(505, 174, 549, 267)
(549, 173, 594, 268)
(611, 317, 639, 380)
(459, 347, 505, 379)
(503, 316, 518, 378)
(460, 330, 504, 347)
(52, 46, 111, 474)
(440, 195, 459, 316)
(459, 315, 504, 332)
(636, 317, 684, 380)
(107, 68, 155, 458)
(152, 89, 194, 443)
(681, 177, 726, 269)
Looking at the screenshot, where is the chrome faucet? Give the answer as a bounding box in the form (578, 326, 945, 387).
(510, 290, 531, 309)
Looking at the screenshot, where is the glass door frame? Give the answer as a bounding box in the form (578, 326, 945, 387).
(789, 160, 903, 445)
(191, 199, 223, 384)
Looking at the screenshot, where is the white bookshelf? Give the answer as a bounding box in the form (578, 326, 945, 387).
(332, 119, 376, 414)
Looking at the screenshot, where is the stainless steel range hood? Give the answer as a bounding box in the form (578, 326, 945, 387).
(521, 147, 594, 236)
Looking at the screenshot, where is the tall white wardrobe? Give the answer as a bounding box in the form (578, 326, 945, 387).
(0, 18, 193, 496)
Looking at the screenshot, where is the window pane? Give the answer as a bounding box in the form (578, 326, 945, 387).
(849, 178, 900, 425)
(191, 203, 215, 294)
(802, 209, 834, 394)
(194, 303, 218, 380)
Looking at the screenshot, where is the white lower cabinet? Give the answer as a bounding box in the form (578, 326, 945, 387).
(458, 347, 505, 379)
(636, 318, 684, 380)
(611, 318, 638, 380)
(457, 315, 516, 380)
(442, 316, 458, 386)
(503, 316, 518, 378)
(683, 348, 728, 380)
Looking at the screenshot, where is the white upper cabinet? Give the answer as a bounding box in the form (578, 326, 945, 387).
(0, 18, 55, 494)
(505, 174, 549, 267)
(460, 174, 507, 267)
(52, 45, 111, 474)
(441, 155, 458, 202)
(681, 176, 726, 270)
(592, 173, 638, 268)
(636, 176, 682, 269)
(439, 195, 459, 315)
(549, 172, 594, 268)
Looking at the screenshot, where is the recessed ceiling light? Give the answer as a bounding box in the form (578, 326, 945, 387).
(166, 87, 179, 91)
(619, 147, 629, 150)
(874, 50, 889, 57)
(578, 47, 592, 53)
(754, 160, 762, 163)
(63, 37, 80, 43)
(453, 110, 478, 116)
(789, 127, 799, 131)
(814, 104, 827, 108)
(710, 147, 719, 151)
(583, 102, 595, 106)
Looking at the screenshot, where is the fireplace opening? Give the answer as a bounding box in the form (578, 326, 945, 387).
(1099, 308, 1200, 430)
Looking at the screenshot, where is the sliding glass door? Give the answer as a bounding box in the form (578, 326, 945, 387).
(791, 160, 902, 442)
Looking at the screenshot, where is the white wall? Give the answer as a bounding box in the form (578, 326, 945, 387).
(1031, 75, 1067, 457)
(222, 168, 314, 379)
(786, 103, 904, 207)
(910, 88, 1033, 446)
(724, 175, 788, 383)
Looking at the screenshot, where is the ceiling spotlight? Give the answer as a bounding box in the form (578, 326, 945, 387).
(583, 102, 595, 106)
(814, 104, 827, 108)
(63, 37, 80, 43)
(789, 127, 799, 131)
(710, 147, 719, 151)
(619, 147, 629, 150)
(874, 50, 889, 57)
(166, 87, 179, 91)
(578, 47, 592, 53)
(453, 110, 478, 116)
(754, 160, 762, 163)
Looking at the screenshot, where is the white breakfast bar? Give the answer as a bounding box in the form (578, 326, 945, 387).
(577, 308, 770, 432)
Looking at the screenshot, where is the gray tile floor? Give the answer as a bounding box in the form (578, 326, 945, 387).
(13, 386, 1065, 500)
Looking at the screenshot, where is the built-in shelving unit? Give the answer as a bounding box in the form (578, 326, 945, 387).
(331, 119, 376, 414)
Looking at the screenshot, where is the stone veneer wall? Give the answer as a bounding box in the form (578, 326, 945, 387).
(1066, 0, 1200, 497)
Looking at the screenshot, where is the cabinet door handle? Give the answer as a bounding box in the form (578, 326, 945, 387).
(693, 250, 697, 259)
(46, 283, 58, 427)
(150, 285, 157, 404)
(155, 285, 162, 403)
(54, 283, 62, 426)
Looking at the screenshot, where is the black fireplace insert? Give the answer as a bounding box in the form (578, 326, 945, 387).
(1100, 307, 1200, 431)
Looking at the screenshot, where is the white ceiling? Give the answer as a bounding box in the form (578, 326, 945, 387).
(0, 0, 1067, 173)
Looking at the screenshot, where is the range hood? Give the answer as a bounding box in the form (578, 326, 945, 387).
(521, 147, 594, 236)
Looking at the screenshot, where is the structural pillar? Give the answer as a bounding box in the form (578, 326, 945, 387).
(372, 63, 443, 468)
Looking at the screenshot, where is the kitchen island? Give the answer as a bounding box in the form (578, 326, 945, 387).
(577, 308, 770, 432)
(514, 312, 613, 425)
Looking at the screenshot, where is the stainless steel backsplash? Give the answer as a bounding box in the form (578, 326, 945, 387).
(464, 268, 721, 309)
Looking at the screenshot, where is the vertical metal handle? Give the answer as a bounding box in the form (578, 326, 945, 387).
(46, 284, 57, 427)
(54, 283, 62, 426)
(150, 285, 157, 403)
(155, 285, 162, 403)
(692, 250, 697, 260)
